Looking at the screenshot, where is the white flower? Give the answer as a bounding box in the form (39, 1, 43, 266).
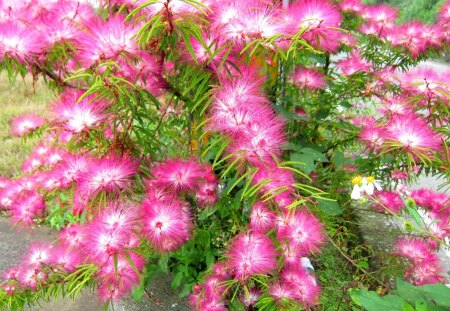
(351, 175, 382, 200)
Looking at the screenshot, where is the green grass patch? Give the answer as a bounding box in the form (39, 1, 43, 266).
(0, 75, 52, 177)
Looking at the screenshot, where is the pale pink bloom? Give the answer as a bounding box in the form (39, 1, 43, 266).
(281, 266, 321, 306)
(339, 33, 358, 47)
(400, 67, 449, 103)
(405, 260, 445, 286)
(96, 201, 141, 232)
(227, 232, 278, 279)
(276, 210, 324, 255)
(269, 280, 296, 301)
(151, 158, 204, 192)
(284, 0, 342, 52)
(439, 1, 450, 22)
(143, 0, 204, 18)
(0, 21, 44, 62)
(10, 113, 45, 137)
(10, 191, 46, 226)
(241, 287, 261, 307)
(142, 198, 192, 252)
(78, 155, 137, 197)
(82, 222, 132, 265)
(385, 114, 441, 155)
(17, 265, 47, 289)
(23, 242, 53, 267)
(97, 252, 145, 301)
(337, 50, 371, 75)
(391, 170, 409, 180)
(58, 224, 85, 248)
(43, 148, 67, 167)
(359, 123, 385, 151)
(396, 238, 437, 265)
(57, 153, 92, 185)
(371, 191, 404, 214)
(76, 16, 139, 67)
(340, 0, 364, 13)
(52, 89, 109, 133)
(195, 180, 218, 207)
(228, 116, 285, 166)
(48, 246, 82, 272)
(290, 67, 326, 90)
(361, 4, 397, 35)
(249, 202, 275, 233)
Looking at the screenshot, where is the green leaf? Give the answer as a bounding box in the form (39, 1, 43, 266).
(420, 283, 450, 307)
(317, 198, 343, 215)
(290, 152, 315, 174)
(131, 285, 145, 303)
(171, 271, 184, 289)
(350, 288, 404, 311)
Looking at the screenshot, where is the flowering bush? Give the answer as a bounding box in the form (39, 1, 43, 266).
(0, 0, 449, 310)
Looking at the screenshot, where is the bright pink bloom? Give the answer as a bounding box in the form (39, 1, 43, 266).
(227, 232, 278, 279)
(340, 0, 364, 13)
(385, 114, 441, 155)
(52, 89, 109, 133)
(76, 16, 139, 67)
(142, 198, 192, 252)
(395, 238, 437, 265)
(0, 21, 44, 62)
(58, 224, 85, 248)
(97, 253, 145, 301)
(337, 50, 371, 75)
(57, 153, 92, 185)
(284, 0, 342, 52)
(48, 246, 82, 272)
(10, 113, 45, 137)
(17, 265, 47, 289)
(361, 4, 397, 36)
(410, 189, 449, 213)
(290, 67, 327, 90)
(151, 159, 204, 192)
(372, 191, 404, 214)
(281, 266, 321, 306)
(269, 280, 296, 301)
(276, 210, 324, 255)
(96, 201, 141, 232)
(359, 122, 386, 151)
(10, 191, 46, 226)
(405, 260, 445, 286)
(78, 155, 137, 197)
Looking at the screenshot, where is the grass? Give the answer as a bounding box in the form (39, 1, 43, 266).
(0, 75, 53, 177)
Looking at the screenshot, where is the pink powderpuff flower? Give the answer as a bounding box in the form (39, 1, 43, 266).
(405, 260, 445, 286)
(96, 201, 141, 233)
(378, 97, 412, 117)
(21, 154, 44, 173)
(48, 245, 82, 272)
(23, 242, 53, 267)
(283, 0, 342, 52)
(361, 4, 397, 35)
(281, 266, 321, 306)
(391, 170, 409, 180)
(249, 202, 275, 233)
(203, 275, 228, 298)
(38, 169, 67, 191)
(143, 0, 204, 19)
(228, 116, 285, 166)
(76, 16, 140, 67)
(269, 280, 296, 301)
(56, 153, 92, 185)
(49, 0, 96, 23)
(359, 122, 386, 151)
(410, 189, 449, 213)
(181, 33, 225, 67)
(97, 252, 145, 301)
(371, 191, 404, 214)
(400, 67, 448, 103)
(82, 222, 133, 265)
(151, 159, 204, 192)
(339, 33, 358, 47)
(340, 0, 364, 13)
(337, 50, 371, 76)
(241, 287, 261, 307)
(17, 265, 47, 290)
(52, 89, 109, 133)
(439, 1, 450, 23)
(195, 180, 218, 207)
(395, 238, 438, 265)
(10, 113, 45, 137)
(227, 232, 278, 280)
(0, 21, 44, 63)
(58, 224, 85, 249)
(252, 163, 296, 206)
(0, 177, 11, 192)
(276, 210, 324, 255)
(3, 267, 19, 280)
(290, 67, 327, 90)
(10, 191, 46, 226)
(78, 154, 137, 198)
(385, 114, 442, 155)
(142, 198, 193, 252)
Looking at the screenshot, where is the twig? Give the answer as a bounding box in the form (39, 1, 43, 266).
(326, 235, 388, 288)
(35, 63, 89, 90)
